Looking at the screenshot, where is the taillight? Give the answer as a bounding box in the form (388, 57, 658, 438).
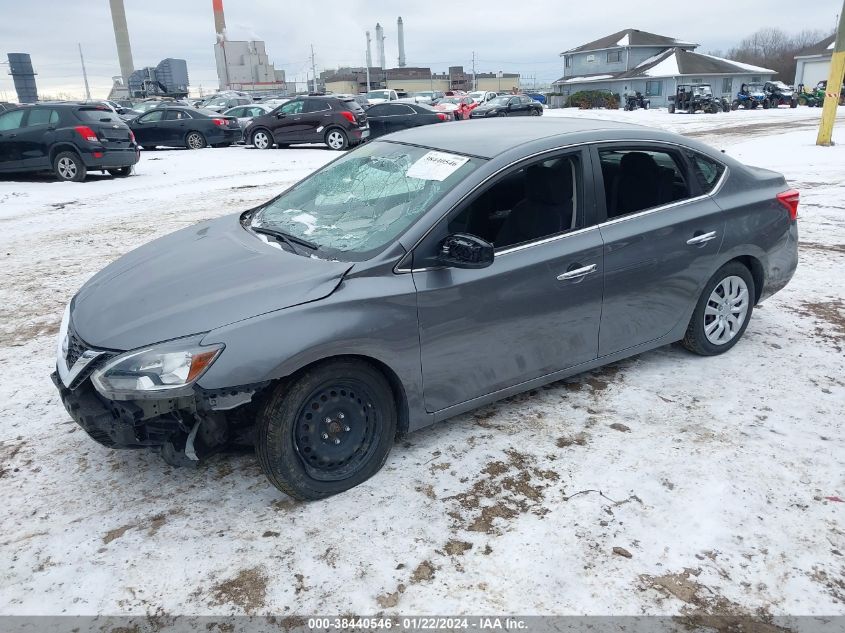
(74, 125, 99, 143)
(776, 189, 799, 221)
(212, 118, 226, 126)
(340, 111, 356, 123)
(436, 113, 448, 121)
(129, 130, 136, 143)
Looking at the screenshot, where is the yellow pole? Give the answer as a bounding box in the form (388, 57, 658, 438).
(817, 3, 845, 146)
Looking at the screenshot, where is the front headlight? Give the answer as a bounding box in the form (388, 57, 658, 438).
(91, 334, 223, 400)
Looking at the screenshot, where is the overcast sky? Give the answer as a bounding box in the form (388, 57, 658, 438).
(0, 0, 838, 99)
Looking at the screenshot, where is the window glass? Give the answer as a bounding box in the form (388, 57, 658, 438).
(280, 100, 303, 115)
(247, 107, 265, 117)
(25, 109, 58, 126)
(252, 141, 482, 261)
(76, 107, 122, 123)
(366, 104, 391, 116)
(722, 78, 733, 95)
(138, 110, 164, 122)
(448, 153, 583, 250)
(303, 100, 331, 113)
(687, 152, 726, 193)
(645, 80, 662, 96)
(165, 109, 191, 120)
(226, 107, 244, 117)
(0, 110, 25, 131)
(607, 51, 622, 63)
(598, 148, 691, 219)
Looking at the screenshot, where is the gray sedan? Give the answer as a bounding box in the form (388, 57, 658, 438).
(222, 104, 275, 141)
(51, 119, 798, 500)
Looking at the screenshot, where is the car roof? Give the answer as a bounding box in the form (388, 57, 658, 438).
(383, 118, 652, 159)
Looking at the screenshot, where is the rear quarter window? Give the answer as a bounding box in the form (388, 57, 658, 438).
(688, 152, 726, 193)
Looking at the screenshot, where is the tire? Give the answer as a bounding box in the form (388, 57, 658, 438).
(256, 358, 397, 500)
(107, 166, 133, 177)
(762, 99, 770, 109)
(668, 103, 675, 114)
(325, 128, 349, 150)
(681, 262, 755, 356)
(251, 129, 272, 150)
(531, 108, 541, 116)
(790, 99, 797, 108)
(797, 96, 807, 106)
(185, 131, 206, 149)
(53, 151, 86, 182)
(710, 103, 720, 114)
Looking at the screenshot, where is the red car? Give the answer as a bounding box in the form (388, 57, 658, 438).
(434, 96, 477, 120)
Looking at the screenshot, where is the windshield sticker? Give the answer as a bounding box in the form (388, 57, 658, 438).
(406, 151, 469, 181)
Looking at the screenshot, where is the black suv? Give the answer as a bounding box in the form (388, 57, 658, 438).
(0, 103, 139, 181)
(244, 95, 369, 150)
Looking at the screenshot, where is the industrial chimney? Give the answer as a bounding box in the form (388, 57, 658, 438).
(365, 31, 373, 89)
(108, 0, 135, 86)
(212, 0, 227, 42)
(397, 17, 406, 67)
(375, 22, 385, 69)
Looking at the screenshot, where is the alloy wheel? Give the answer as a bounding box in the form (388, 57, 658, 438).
(703, 275, 749, 345)
(187, 133, 205, 149)
(253, 131, 270, 149)
(326, 130, 345, 150)
(57, 157, 77, 180)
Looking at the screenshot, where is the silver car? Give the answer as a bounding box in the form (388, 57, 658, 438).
(52, 119, 798, 500)
(222, 104, 275, 141)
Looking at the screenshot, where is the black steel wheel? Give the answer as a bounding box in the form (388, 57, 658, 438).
(256, 358, 397, 500)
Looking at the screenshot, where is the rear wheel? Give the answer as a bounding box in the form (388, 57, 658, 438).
(256, 359, 397, 500)
(682, 262, 755, 356)
(531, 107, 541, 116)
(762, 99, 770, 109)
(325, 128, 349, 150)
(185, 131, 206, 149)
(107, 166, 133, 177)
(668, 103, 675, 113)
(53, 151, 86, 182)
(251, 129, 272, 150)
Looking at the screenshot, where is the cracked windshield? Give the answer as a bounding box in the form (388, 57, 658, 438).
(251, 141, 482, 259)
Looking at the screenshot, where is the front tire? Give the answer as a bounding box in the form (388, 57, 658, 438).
(682, 262, 755, 356)
(185, 131, 206, 149)
(325, 128, 349, 151)
(251, 129, 272, 150)
(256, 359, 397, 500)
(53, 151, 86, 182)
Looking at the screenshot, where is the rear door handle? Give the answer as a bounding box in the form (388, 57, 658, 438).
(686, 231, 717, 245)
(557, 264, 597, 281)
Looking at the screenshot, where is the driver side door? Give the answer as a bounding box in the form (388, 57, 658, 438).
(411, 147, 604, 413)
(271, 99, 305, 144)
(132, 110, 165, 145)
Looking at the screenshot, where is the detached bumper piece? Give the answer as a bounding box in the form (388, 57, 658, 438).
(51, 371, 188, 449)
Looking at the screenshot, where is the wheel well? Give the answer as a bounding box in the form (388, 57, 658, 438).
(730, 255, 764, 303)
(270, 354, 410, 437)
(49, 144, 80, 164)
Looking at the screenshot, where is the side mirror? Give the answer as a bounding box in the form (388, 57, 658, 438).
(438, 233, 494, 269)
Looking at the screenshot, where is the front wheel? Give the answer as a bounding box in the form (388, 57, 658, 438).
(185, 131, 206, 149)
(668, 103, 676, 113)
(256, 359, 397, 500)
(762, 99, 770, 109)
(531, 108, 541, 116)
(53, 151, 87, 182)
(325, 128, 349, 150)
(682, 262, 755, 356)
(251, 129, 272, 150)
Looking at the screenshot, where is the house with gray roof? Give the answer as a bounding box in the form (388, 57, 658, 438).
(794, 35, 836, 89)
(554, 28, 775, 107)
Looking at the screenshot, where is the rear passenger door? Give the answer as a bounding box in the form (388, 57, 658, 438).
(162, 109, 192, 145)
(591, 143, 727, 356)
(301, 99, 333, 141)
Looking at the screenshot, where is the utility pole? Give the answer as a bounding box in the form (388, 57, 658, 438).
(310, 44, 318, 93)
(78, 43, 91, 100)
(817, 2, 845, 146)
(472, 51, 476, 91)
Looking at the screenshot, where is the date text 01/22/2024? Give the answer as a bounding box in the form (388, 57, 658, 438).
(306, 617, 528, 630)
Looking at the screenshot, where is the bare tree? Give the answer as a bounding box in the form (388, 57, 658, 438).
(726, 27, 828, 82)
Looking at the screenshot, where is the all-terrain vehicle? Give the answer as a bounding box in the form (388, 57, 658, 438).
(668, 84, 722, 114)
(732, 83, 769, 109)
(763, 81, 798, 108)
(624, 92, 650, 111)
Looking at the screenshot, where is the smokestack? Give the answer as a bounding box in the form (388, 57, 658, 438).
(109, 0, 135, 85)
(212, 0, 227, 42)
(397, 17, 406, 68)
(375, 22, 385, 69)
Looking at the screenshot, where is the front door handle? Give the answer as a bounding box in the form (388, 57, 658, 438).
(686, 231, 717, 245)
(557, 263, 597, 281)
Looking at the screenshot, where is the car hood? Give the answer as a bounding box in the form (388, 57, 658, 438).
(71, 214, 351, 351)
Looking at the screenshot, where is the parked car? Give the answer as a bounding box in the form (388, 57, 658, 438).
(128, 106, 240, 149)
(365, 102, 450, 138)
(732, 83, 769, 110)
(244, 95, 369, 150)
(469, 94, 543, 117)
(669, 84, 723, 114)
(204, 94, 254, 113)
(222, 104, 275, 140)
(624, 92, 650, 110)
(50, 118, 798, 499)
(365, 89, 399, 105)
(0, 103, 139, 181)
(434, 96, 478, 120)
(468, 91, 497, 104)
(763, 81, 798, 108)
(0, 102, 17, 113)
(526, 93, 547, 104)
(411, 91, 445, 105)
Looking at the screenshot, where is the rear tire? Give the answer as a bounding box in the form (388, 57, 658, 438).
(251, 129, 273, 150)
(107, 166, 133, 177)
(325, 128, 349, 150)
(256, 359, 397, 500)
(668, 103, 675, 113)
(185, 131, 206, 149)
(682, 262, 755, 356)
(53, 151, 86, 182)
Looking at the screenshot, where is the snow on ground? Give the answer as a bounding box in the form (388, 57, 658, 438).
(0, 108, 843, 621)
